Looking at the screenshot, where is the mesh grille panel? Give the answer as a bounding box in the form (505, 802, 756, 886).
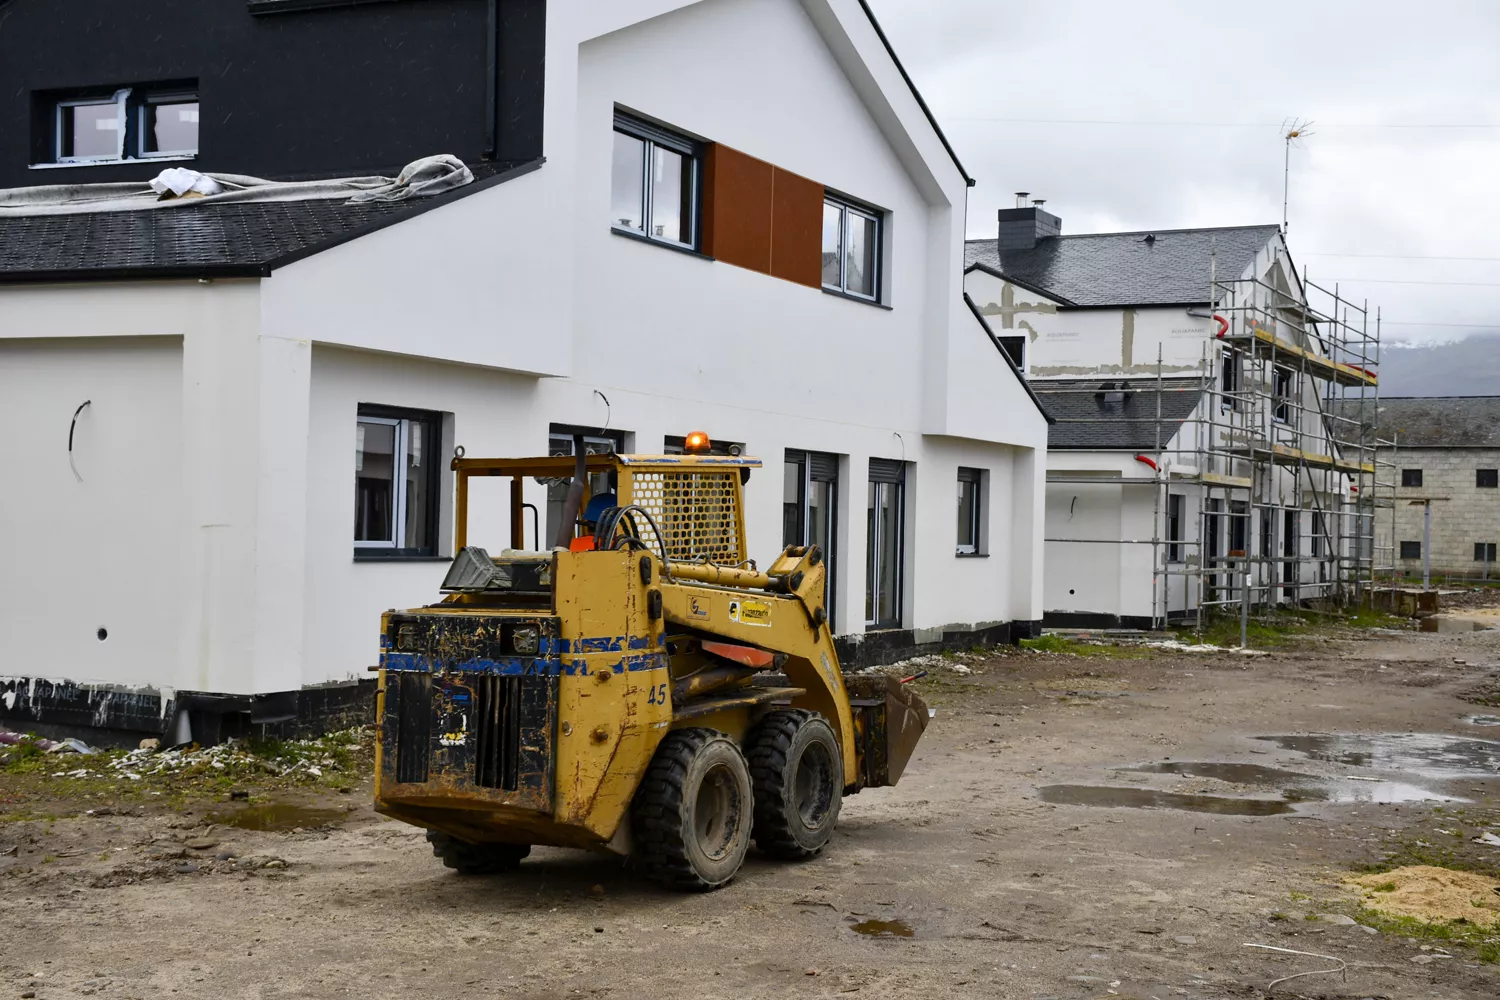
(628, 470, 744, 564)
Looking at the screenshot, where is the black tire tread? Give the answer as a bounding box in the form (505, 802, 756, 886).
(426, 830, 529, 874)
(746, 708, 838, 860)
(631, 727, 733, 891)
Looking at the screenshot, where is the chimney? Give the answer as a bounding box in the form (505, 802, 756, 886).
(997, 198, 1061, 251)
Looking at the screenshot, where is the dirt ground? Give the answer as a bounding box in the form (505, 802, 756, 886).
(5, 611, 1500, 1000)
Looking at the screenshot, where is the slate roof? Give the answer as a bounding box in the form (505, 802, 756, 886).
(1338, 396, 1500, 449)
(0, 159, 538, 283)
(1031, 378, 1205, 450)
(964, 224, 1281, 307)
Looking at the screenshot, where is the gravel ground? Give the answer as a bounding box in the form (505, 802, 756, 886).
(4, 611, 1500, 999)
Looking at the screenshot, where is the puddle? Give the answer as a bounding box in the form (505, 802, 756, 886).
(1467, 715, 1500, 727)
(1255, 733, 1500, 778)
(205, 803, 349, 832)
(850, 919, 914, 938)
(1128, 761, 1312, 785)
(1039, 784, 1295, 816)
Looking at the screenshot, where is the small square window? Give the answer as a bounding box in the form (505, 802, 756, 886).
(1401, 468, 1423, 488)
(1399, 540, 1421, 560)
(822, 195, 882, 301)
(1475, 542, 1497, 562)
(956, 467, 983, 555)
(355, 406, 441, 557)
(1477, 469, 1498, 489)
(610, 112, 699, 250)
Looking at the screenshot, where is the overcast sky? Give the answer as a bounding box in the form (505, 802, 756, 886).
(868, 0, 1500, 349)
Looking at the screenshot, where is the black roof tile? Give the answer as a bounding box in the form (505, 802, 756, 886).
(965, 224, 1280, 307)
(0, 159, 538, 282)
(1033, 377, 1204, 450)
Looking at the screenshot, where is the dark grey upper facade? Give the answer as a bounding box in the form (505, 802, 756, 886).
(965, 221, 1281, 308)
(0, 0, 545, 190)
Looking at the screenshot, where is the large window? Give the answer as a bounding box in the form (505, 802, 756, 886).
(956, 468, 983, 555)
(355, 406, 439, 557)
(866, 459, 904, 628)
(610, 112, 699, 249)
(822, 195, 881, 301)
(50, 86, 199, 164)
(784, 450, 840, 630)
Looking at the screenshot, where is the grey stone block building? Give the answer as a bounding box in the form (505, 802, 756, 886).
(1358, 397, 1500, 578)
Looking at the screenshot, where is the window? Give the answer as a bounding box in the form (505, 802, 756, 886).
(998, 335, 1026, 370)
(956, 468, 983, 555)
(1400, 540, 1421, 560)
(1311, 511, 1326, 559)
(1204, 499, 1223, 597)
(785, 450, 840, 629)
(866, 459, 904, 628)
(1166, 494, 1183, 563)
(1401, 469, 1423, 488)
(1475, 543, 1497, 563)
(610, 112, 699, 249)
(1229, 501, 1248, 556)
(1260, 506, 1274, 559)
(1220, 348, 1240, 406)
(1283, 509, 1298, 584)
(1478, 469, 1499, 489)
(354, 406, 440, 557)
(1273, 368, 1292, 423)
(50, 86, 198, 164)
(822, 195, 881, 301)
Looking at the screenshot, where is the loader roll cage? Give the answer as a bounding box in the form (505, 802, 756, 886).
(450, 451, 764, 568)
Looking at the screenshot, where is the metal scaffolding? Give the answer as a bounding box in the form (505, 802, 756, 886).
(1042, 243, 1395, 637)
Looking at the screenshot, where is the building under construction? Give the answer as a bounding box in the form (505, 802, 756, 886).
(965, 206, 1391, 630)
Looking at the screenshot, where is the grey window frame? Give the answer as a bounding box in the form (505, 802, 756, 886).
(866, 459, 905, 629)
(822, 194, 883, 302)
(610, 111, 701, 251)
(956, 467, 983, 555)
(1474, 542, 1497, 562)
(1401, 468, 1423, 488)
(1477, 469, 1498, 489)
(50, 86, 199, 165)
(784, 449, 840, 631)
(354, 404, 441, 559)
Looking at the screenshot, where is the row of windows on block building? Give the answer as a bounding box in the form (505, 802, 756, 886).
(352, 408, 989, 631)
(1401, 469, 1500, 488)
(1399, 541, 1498, 563)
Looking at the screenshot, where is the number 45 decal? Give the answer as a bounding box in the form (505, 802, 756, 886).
(646, 683, 669, 706)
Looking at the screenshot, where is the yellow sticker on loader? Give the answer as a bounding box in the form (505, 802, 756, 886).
(728, 599, 772, 627)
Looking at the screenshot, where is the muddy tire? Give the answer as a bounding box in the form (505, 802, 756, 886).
(631, 728, 754, 891)
(426, 831, 530, 874)
(747, 709, 842, 860)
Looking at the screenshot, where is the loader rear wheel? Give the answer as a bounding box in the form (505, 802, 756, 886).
(747, 709, 842, 859)
(426, 830, 530, 875)
(631, 728, 753, 891)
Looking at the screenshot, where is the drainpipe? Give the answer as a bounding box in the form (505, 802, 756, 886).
(1422, 500, 1431, 591)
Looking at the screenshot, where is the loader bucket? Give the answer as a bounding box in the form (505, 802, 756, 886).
(843, 674, 929, 788)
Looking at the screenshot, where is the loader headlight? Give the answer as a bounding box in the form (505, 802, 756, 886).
(509, 625, 540, 656)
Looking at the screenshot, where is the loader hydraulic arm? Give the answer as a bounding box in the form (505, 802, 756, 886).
(656, 545, 859, 788)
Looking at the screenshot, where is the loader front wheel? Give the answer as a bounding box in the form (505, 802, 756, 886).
(426, 830, 530, 875)
(631, 729, 754, 891)
(747, 709, 842, 859)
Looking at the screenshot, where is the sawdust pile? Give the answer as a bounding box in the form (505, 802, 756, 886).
(1349, 866, 1500, 927)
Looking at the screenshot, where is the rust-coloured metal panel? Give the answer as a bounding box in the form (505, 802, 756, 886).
(770, 167, 823, 289)
(703, 144, 772, 274)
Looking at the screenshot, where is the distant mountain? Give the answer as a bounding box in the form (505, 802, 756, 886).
(1377, 335, 1500, 397)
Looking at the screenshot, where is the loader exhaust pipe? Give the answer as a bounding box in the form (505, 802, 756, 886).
(553, 434, 588, 550)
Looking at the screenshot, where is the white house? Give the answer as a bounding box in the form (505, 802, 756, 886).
(0, 0, 1049, 741)
(964, 206, 1379, 629)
